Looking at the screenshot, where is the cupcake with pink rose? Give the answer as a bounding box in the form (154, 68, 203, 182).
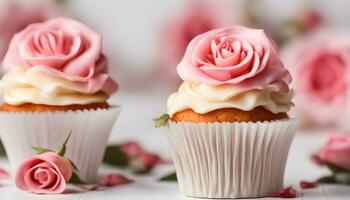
(0, 17, 120, 183)
(155, 25, 298, 198)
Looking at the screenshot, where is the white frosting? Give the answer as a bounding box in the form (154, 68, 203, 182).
(0, 68, 108, 106)
(167, 81, 294, 117)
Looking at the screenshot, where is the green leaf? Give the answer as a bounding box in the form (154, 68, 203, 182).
(326, 162, 350, 174)
(31, 146, 53, 154)
(316, 175, 335, 183)
(159, 172, 177, 182)
(153, 114, 170, 128)
(56, 131, 72, 157)
(0, 140, 6, 157)
(103, 145, 128, 167)
(69, 159, 79, 172)
(69, 171, 86, 184)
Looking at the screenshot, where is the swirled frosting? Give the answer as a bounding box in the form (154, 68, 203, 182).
(167, 81, 293, 117)
(1, 68, 108, 105)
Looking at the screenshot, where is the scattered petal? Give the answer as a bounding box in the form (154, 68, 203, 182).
(88, 173, 133, 191)
(269, 187, 297, 198)
(311, 153, 325, 166)
(300, 181, 318, 189)
(0, 167, 10, 179)
(101, 173, 133, 187)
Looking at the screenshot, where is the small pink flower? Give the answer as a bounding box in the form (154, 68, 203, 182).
(0, 167, 10, 179)
(297, 9, 323, 32)
(319, 134, 350, 171)
(300, 181, 318, 189)
(269, 187, 297, 198)
(15, 152, 72, 194)
(139, 153, 167, 169)
(120, 142, 144, 158)
(282, 30, 350, 126)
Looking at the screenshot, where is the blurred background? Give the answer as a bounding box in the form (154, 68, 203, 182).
(1, 0, 350, 156)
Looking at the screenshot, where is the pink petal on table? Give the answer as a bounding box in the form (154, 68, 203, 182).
(300, 181, 318, 189)
(269, 187, 297, 198)
(310, 153, 325, 166)
(0, 167, 10, 178)
(88, 173, 133, 191)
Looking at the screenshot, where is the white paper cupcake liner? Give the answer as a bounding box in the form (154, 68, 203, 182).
(0, 106, 120, 183)
(164, 118, 298, 198)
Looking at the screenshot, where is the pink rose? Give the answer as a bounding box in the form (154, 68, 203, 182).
(319, 134, 350, 171)
(15, 152, 72, 194)
(2, 17, 118, 94)
(157, 0, 233, 82)
(177, 25, 291, 92)
(281, 30, 350, 126)
(296, 9, 323, 32)
(0, 1, 60, 60)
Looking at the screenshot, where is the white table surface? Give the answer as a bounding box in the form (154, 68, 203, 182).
(0, 92, 349, 199)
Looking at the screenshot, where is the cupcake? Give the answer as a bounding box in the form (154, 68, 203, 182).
(0, 18, 120, 183)
(157, 26, 298, 198)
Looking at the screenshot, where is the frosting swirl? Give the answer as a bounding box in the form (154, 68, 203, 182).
(1, 68, 108, 105)
(167, 81, 293, 117)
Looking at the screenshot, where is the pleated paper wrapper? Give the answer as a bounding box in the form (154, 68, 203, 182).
(0, 106, 120, 183)
(164, 119, 298, 198)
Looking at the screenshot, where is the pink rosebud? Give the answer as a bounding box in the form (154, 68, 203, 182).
(15, 152, 72, 194)
(140, 153, 167, 169)
(269, 187, 297, 198)
(120, 142, 144, 158)
(300, 181, 318, 189)
(297, 9, 323, 32)
(101, 173, 133, 187)
(281, 30, 350, 127)
(319, 134, 350, 171)
(0, 167, 10, 179)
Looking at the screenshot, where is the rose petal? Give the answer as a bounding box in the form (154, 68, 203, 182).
(0, 168, 10, 179)
(300, 181, 318, 189)
(269, 187, 297, 198)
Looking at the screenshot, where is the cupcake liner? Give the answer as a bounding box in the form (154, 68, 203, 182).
(0, 106, 120, 183)
(164, 118, 298, 198)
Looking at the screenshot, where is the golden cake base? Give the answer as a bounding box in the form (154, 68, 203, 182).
(172, 107, 288, 123)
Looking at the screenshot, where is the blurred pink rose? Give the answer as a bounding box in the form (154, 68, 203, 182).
(281, 30, 350, 127)
(297, 9, 323, 32)
(157, 0, 233, 81)
(0, 1, 60, 60)
(319, 134, 350, 171)
(15, 152, 72, 194)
